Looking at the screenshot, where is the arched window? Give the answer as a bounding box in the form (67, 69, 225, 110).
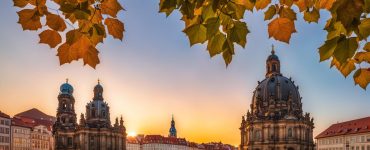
(272, 64, 277, 71)
(288, 128, 293, 138)
(102, 110, 106, 117)
(255, 130, 261, 140)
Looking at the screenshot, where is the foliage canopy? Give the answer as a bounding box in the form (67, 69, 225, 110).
(12, 0, 370, 89)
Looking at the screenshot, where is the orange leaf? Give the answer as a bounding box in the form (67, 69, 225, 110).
(46, 13, 67, 31)
(57, 43, 79, 65)
(101, 0, 124, 18)
(104, 18, 125, 40)
(39, 30, 62, 48)
(82, 46, 100, 68)
(17, 9, 42, 30)
(317, 0, 335, 10)
(255, 0, 271, 10)
(268, 17, 296, 43)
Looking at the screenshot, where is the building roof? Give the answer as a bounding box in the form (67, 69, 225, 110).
(0, 111, 10, 119)
(11, 117, 33, 128)
(316, 116, 370, 139)
(15, 108, 56, 122)
(142, 135, 188, 145)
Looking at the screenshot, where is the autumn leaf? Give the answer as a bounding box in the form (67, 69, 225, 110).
(317, 0, 335, 10)
(303, 8, 320, 23)
(101, 0, 124, 18)
(13, 0, 36, 8)
(353, 69, 370, 89)
(318, 37, 339, 62)
(255, 0, 271, 10)
(279, 6, 297, 21)
(294, 0, 308, 12)
(82, 46, 100, 68)
(235, 0, 255, 11)
(338, 59, 356, 78)
(280, 0, 293, 7)
(183, 24, 207, 46)
(39, 30, 62, 48)
(228, 21, 249, 48)
(207, 33, 226, 57)
(358, 18, 370, 38)
(46, 13, 66, 31)
(333, 37, 358, 64)
(264, 5, 276, 20)
(57, 43, 79, 65)
(354, 52, 370, 63)
(268, 17, 296, 43)
(17, 9, 42, 30)
(364, 42, 370, 52)
(159, 0, 177, 16)
(104, 18, 125, 40)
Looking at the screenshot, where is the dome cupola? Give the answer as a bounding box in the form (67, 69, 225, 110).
(60, 79, 73, 95)
(93, 79, 104, 101)
(251, 46, 303, 120)
(266, 45, 281, 77)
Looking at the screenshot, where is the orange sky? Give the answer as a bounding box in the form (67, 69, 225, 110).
(1, 0, 370, 146)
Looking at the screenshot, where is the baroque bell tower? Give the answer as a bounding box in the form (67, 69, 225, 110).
(54, 79, 77, 130)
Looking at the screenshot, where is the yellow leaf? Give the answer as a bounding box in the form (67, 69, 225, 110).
(57, 43, 79, 65)
(317, 0, 335, 10)
(279, 6, 297, 21)
(46, 13, 67, 31)
(338, 59, 356, 78)
(104, 18, 125, 40)
(354, 52, 370, 63)
(358, 18, 370, 38)
(17, 9, 42, 30)
(235, 0, 255, 11)
(69, 35, 91, 57)
(264, 5, 276, 20)
(39, 30, 62, 48)
(255, 0, 271, 10)
(101, 0, 124, 18)
(89, 9, 103, 24)
(353, 69, 370, 89)
(268, 17, 296, 43)
(303, 8, 320, 23)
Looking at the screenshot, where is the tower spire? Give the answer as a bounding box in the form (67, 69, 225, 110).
(271, 44, 275, 54)
(169, 114, 177, 138)
(266, 45, 281, 77)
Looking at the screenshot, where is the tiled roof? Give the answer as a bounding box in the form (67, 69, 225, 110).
(127, 136, 139, 144)
(142, 135, 188, 145)
(15, 108, 56, 122)
(316, 116, 370, 139)
(11, 117, 33, 128)
(0, 111, 10, 119)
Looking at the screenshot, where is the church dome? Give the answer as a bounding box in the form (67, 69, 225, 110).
(60, 80, 73, 95)
(250, 48, 303, 120)
(93, 80, 104, 100)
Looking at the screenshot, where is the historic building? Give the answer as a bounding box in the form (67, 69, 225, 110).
(316, 116, 370, 150)
(11, 117, 32, 150)
(53, 80, 127, 150)
(0, 111, 10, 150)
(239, 48, 315, 150)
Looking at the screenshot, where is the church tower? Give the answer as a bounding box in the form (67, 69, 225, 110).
(55, 79, 77, 129)
(53, 79, 78, 149)
(169, 115, 177, 138)
(85, 80, 111, 128)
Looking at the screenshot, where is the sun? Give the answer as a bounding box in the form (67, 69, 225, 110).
(128, 131, 137, 137)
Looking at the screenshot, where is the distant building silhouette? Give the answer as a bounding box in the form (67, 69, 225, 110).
(169, 115, 177, 138)
(240, 47, 315, 150)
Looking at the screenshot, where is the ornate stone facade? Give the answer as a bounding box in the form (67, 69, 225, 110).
(53, 80, 126, 150)
(240, 48, 315, 150)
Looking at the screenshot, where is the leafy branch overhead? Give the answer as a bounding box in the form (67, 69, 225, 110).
(12, 0, 370, 89)
(159, 0, 370, 89)
(13, 0, 125, 68)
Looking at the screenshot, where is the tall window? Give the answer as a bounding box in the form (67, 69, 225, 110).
(255, 130, 261, 140)
(288, 128, 293, 138)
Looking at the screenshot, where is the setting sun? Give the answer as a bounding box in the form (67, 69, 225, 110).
(128, 131, 137, 137)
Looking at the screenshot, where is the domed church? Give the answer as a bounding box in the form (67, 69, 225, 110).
(239, 47, 315, 150)
(53, 80, 127, 150)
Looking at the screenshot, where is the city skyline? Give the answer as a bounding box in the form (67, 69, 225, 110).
(1, 0, 370, 147)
